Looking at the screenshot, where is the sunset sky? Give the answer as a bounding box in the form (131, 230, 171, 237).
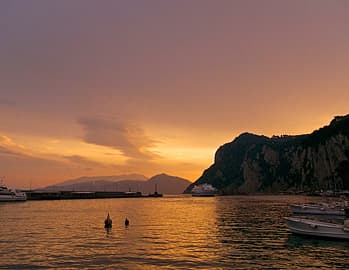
(1, 1, 349, 188)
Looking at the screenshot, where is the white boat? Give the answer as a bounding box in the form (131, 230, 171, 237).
(191, 183, 217, 197)
(284, 217, 349, 240)
(0, 183, 27, 202)
(290, 203, 346, 216)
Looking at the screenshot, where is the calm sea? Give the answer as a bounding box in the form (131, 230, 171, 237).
(1, 195, 348, 269)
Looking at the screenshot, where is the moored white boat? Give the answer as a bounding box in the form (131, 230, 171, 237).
(191, 183, 217, 197)
(290, 203, 345, 216)
(284, 217, 349, 240)
(0, 183, 27, 202)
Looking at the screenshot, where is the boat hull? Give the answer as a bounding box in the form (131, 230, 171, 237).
(0, 183, 27, 202)
(0, 195, 27, 202)
(284, 217, 349, 240)
(192, 193, 215, 197)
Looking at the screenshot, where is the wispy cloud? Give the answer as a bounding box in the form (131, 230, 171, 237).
(0, 98, 15, 107)
(63, 154, 106, 169)
(78, 116, 160, 160)
(0, 135, 29, 156)
(0, 135, 114, 187)
(0, 145, 21, 156)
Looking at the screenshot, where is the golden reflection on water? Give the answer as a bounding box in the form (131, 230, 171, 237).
(1, 196, 348, 269)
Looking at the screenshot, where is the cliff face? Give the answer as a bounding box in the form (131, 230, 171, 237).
(185, 115, 349, 194)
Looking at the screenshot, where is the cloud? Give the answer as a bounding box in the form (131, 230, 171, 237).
(78, 116, 160, 160)
(0, 136, 67, 187)
(0, 135, 113, 187)
(0, 135, 29, 156)
(0, 98, 15, 106)
(63, 155, 106, 169)
(0, 146, 20, 156)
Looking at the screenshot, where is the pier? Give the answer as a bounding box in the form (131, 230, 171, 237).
(25, 191, 144, 200)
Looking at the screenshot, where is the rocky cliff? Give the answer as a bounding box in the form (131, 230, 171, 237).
(185, 115, 349, 194)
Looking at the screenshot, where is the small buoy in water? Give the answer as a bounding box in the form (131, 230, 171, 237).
(125, 218, 129, 227)
(104, 213, 112, 228)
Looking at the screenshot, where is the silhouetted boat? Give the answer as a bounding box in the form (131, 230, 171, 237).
(284, 217, 349, 240)
(148, 183, 163, 197)
(104, 213, 112, 228)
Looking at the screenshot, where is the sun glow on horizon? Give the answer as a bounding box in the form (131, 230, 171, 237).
(0, 132, 213, 187)
(7, 135, 126, 163)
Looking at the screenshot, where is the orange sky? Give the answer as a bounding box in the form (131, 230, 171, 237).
(1, 1, 349, 188)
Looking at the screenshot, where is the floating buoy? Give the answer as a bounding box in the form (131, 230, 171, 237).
(125, 218, 129, 227)
(104, 213, 112, 228)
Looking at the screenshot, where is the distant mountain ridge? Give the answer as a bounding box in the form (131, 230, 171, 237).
(54, 174, 148, 186)
(42, 173, 191, 194)
(185, 114, 349, 194)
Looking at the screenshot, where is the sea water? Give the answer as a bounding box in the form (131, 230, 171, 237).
(1, 195, 348, 269)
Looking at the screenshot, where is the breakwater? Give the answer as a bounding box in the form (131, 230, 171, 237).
(25, 191, 144, 200)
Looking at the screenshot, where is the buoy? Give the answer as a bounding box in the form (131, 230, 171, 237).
(125, 218, 129, 226)
(104, 213, 112, 228)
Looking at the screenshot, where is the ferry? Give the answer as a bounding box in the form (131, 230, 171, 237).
(191, 183, 217, 197)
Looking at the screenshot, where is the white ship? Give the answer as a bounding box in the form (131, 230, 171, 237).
(0, 183, 27, 202)
(191, 183, 217, 197)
